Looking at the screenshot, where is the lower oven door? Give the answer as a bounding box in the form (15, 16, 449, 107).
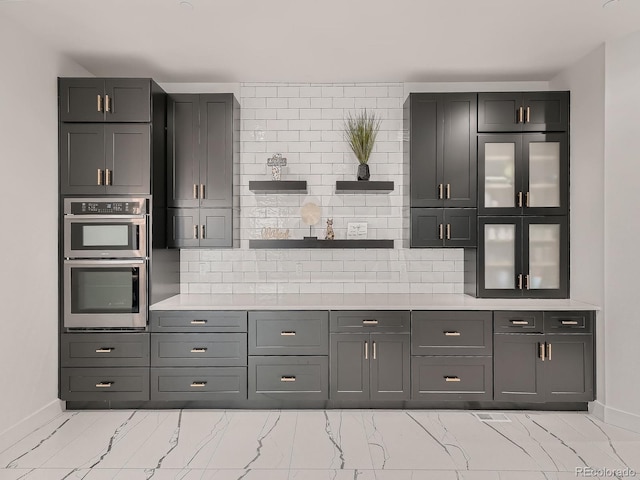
(64, 259, 147, 329)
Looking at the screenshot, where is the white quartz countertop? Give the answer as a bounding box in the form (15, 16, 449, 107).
(150, 294, 599, 311)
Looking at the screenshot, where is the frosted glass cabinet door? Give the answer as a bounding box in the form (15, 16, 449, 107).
(484, 143, 516, 209)
(524, 217, 568, 298)
(523, 134, 568, 215)
(483, 223, 517, 290)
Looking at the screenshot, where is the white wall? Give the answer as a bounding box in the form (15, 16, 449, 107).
(0, 18, 92, 438)
(549, 46, 606, 411)
(601, 30, 640, 432)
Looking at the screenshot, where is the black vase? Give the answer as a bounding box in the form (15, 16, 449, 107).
(357, 164, 370, 181)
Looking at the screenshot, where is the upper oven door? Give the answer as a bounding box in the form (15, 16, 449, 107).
(64, 216, 146, 258)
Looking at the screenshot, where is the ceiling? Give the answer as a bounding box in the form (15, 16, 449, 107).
(2, 0, 640, 83)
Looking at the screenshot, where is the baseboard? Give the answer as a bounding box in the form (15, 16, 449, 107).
(603, 404, 640, 434)
(589, 400, 606, 421)
(0, 400, 64, 453)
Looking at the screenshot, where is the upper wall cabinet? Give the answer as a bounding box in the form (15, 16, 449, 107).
(405, 93, 477, 208)
(59, 78, 155, 123)
(478, 92, 569, 133)
(167, 94, 238, 209)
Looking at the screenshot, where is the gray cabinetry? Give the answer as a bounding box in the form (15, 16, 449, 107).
(478, 92, 569, 133)
(330, 311, 410, 401)
(249, 311, 329, 355)
(150, 310, 247, 332)
(60, 367, 150, 401)
(410, 208, 477, 248)
(412, 356, 493, 401)
(493, 311, 594, 403)
(249, 356, 328, 401)
(151, 367, 246, 401)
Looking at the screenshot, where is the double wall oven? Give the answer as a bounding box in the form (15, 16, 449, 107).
(63, 197, 149, 329)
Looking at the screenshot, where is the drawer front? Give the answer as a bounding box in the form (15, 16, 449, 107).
(544, 311, 594, 334)
(150, 367, 247, 401)
(411, 311, 492, 356)
(249, 311, 329, 355)
(330, 311, 410, 333)
(411, 357, 492, 401)
(151, 333, 247, 367)
(494, 311, 543, 333)
(248, 356, 328, 400)
(60, 367, 149, 401)
(61, 333, 149, 367)
(150, 310, 247, 333)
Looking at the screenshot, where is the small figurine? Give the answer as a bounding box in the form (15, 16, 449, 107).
(325, 218, 335, 240)
(271, 165, 281, 181)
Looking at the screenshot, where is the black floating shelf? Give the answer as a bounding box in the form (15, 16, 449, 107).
(249, 239, 394, 249)
(249, 180, 307, 193)
(335, 181, 394, 193)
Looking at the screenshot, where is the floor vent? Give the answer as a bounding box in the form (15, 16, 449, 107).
(473, 412, 511, 422)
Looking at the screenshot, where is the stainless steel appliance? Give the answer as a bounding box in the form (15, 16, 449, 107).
(63, 197, 149, 329)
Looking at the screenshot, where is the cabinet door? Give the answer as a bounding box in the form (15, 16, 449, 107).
(104, 79, 151, 122)
(370, 334, 410, 401)
(167, 95, 200, 208)
(200, 208, 232, 248)
(104, 124, 150, 194)
(478, 217, 523, 298)
(330, 333, 369, 401)
(443, 209, 477, 247)
(522, 134, 568, 216)
(200, 95, 233, 208)
(60, 123, 105, 195)
(523, 217, 568, 298)
(410, 208, 444, 247)
(409, 94, 441, 207)
(442, 93, 477, 207)
(59, 78, 105, 122)
(521, 92, 568, 132)
(167, 208, 199, 248)
(478, 93, 522, 132)
(543, 334, 594, 402)
(479, 134, 523, 215)
(493, 334, 544, 402)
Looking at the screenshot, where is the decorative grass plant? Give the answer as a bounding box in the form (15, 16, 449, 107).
(343, 110, 381, 165)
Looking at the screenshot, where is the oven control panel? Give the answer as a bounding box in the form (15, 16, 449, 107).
(65, 198, 147, 215)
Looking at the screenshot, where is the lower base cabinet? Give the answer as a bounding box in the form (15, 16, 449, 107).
(60, 367, 150, 401)
(150, 367, 247, 401)
(411, 356, 493, 401)
(248, 356, 328, 401)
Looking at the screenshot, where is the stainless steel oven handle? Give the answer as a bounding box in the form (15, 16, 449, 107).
(63, 214, 146, 220)
(64, 259, 145, 265)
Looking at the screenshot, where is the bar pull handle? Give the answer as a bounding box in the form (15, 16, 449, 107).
(194, 224, 199, 239)
(373, 341, 377, 360)
(105, 94, 111, 113)
(190, 348, 207, 353)
(201, 225, 205, 239)
(539, 342, 545, 361)
(193, 184, 198, 199)
(105, 169, 111, 186)
(95, 382, 113, 388)
(95, 348, 114, 353)
(200, 184, 205, 199)
(362, 319, 378, 325)
(547, 343, 552, 361)
(444, 376, 461, 382)
(561, 320, 579, 326)
(438, 183, 443, 199)
(525, 274, 530, 290)
(444, 331, 461, 337)
(191, 320, 207, 325)
(446, 183, 451, 199)
(525, 191, 530, 208)
(439, 224, 444, 240)
(511, 320, 529, 325)
(518, 191, 523, 208)
(526, 106, 530, 123)
(190, 382, 207, 387)
(97, 169, 103, 186)
(518, 106, 524, 123)
(517, 274, 523, 290)
(446, 224, 451, 240)
(280, 376, 296, 382)
(280, 331, 296, 336)
(97, 95, 103, 112)
(364, 340, 368, 360)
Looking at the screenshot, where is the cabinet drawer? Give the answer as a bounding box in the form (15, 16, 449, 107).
(494, 311, 543, 333)
(150, 367, 247, 401)
(411, 311, 492, 356)
(330, 311, 410, 333)
(248, 356, 328, 401)
(150, 310, 247, 332)
(60, 367, 149, 401)
(544, 311, 593, 333)
(61, 333, 149, 367)
(249, 311, 328, 355)
(151, 333, 247, 367)
(411, 357, 492, 401)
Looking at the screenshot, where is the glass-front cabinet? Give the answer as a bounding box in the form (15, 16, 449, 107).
(478, 217, 567, 298)
(479, 134, 568, 216)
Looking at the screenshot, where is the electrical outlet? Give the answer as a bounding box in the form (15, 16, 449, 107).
(199, 262, 208, 274)
(296, 263, 303, 275)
